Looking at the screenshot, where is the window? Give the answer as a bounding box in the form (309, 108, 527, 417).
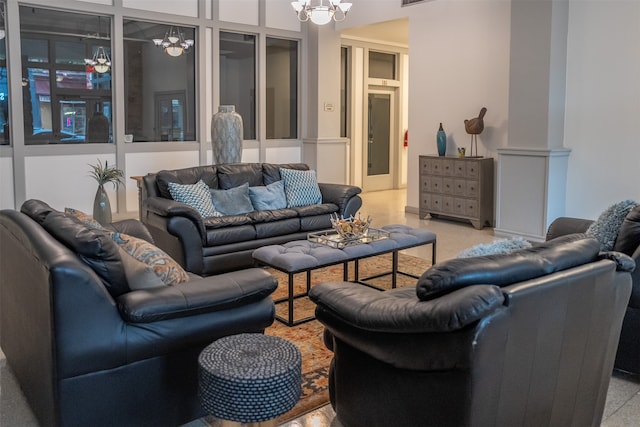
(266, 38, 298, 139)
(369, 51, 396, 80)
(123, 20, 196, 142)
(19, 7, 112, 145)
(340, 46, 349, 138)
(220, 32, 256, 140)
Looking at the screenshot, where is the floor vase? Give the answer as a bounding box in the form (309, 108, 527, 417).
(93, 185, 112, 225)
(211, 105, 243, 164)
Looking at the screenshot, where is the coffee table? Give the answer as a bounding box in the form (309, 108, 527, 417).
(252, 224, 437, 326)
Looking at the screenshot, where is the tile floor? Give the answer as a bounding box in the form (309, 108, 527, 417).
(1, 189, 639, 426)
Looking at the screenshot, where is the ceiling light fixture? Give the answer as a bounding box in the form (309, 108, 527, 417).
(84, 16, 111, 74)
(291, 0, 352, 25)
(152, 26, 194, 57)
(85, 46, 111, 74)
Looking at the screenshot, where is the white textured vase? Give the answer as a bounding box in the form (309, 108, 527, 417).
(211, 105, 243, 164)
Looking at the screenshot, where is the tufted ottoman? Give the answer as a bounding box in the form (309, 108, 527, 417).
(198, 333, 302, 427)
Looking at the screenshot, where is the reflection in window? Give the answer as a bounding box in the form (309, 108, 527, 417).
(0, 1, 8, 145)
(266, 38, 298, 139)
(340, 46, 349, 138)
(123, 20, 196, 142)
(220, 32, 256, 140)
(19, 7, 112, 145)
(369, 51, 396, 80)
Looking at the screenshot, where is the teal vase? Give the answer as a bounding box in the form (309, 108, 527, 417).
(437, 123, 446, 156)
(93, 185, 112, 225)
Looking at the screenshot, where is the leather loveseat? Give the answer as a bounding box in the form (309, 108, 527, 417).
(309, 234, 634, 427)
(0, 200, 277, 427)
(546, 205, 640, 376)
(140, 162, 362, 276)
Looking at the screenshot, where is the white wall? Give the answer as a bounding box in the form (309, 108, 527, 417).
(563, 1, 640, 219)
(0, 157, 14, 209)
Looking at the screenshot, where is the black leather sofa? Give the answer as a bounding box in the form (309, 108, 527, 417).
(309, 234, 634, 427)
(140, 162, 362, 276)
(546, 206, 640, 376)
(0, 200, 278, 427)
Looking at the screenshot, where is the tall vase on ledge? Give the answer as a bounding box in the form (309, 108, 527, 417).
(93, 185, 112, 225)
(211, 105, 243, 164)
(437, 123, 447, 156)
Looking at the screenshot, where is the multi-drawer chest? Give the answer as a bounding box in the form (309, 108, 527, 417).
(419, 155, 494, 229)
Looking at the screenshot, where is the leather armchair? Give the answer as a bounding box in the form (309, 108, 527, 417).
(0, 203, 277, 427)
(310, 235, 633, 427)
(547, 205, 640, 376)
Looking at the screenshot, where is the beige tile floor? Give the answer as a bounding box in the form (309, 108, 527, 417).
(1, 189, 639, 426)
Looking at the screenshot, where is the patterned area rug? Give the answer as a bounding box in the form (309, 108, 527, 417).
(265, 252, 432, 422)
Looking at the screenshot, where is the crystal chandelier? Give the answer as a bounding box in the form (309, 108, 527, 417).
(291, 0, 352, 25)
(85, 46, 111, 74)
(153, 26, 194, 57)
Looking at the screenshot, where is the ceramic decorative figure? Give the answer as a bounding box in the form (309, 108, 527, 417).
(88, 159, 124, 225)
(212, 105, 243, 164)
(437, 123, 446, 156)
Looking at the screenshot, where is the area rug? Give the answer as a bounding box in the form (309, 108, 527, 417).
(265, 252, 432, 422)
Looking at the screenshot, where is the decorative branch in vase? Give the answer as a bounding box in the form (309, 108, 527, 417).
(88, 159, 124, 225)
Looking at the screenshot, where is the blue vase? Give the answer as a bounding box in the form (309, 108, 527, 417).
(437, 123, 446, 156)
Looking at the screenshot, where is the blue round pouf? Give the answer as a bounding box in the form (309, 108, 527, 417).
(198, 333, 302, 423)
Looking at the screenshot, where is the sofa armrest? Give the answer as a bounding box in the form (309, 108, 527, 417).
(144, 196, 206, 239)
(318, 183, 362, 217)
(309, 281, 503, 333)
(117, 268, 277, 323)
(546, 217, 593, 241)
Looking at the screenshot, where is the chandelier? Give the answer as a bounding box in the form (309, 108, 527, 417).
(85, 46, 111, 74)
(291, 0, 352, 25)
(153, 26, 194, 57)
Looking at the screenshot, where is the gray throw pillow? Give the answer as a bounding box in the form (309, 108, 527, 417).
(586, 200, 639, 251)
(456, 237, 532, 258)
(248, 180, 287, 210)
(279, 168, 322, 208)
(168, 179, 221, 218)
(210, 182, 254, 216)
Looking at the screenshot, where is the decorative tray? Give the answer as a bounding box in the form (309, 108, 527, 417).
(308, 228, 390, 249)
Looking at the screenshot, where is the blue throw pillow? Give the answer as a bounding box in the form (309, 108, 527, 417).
(168, 180, 221, 218)
(249, 180, 287, 211)
(210, 182, 254, 216)
(280, 168, 322, 208)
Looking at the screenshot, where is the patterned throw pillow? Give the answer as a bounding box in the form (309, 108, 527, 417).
(279, 168, 323, 208)
(168, 180, 221, 218)
(109, 231, 190, 286)
(65, 207, 107, 230)
(586, 200, 639, 251)
(249, 180, 288, 211)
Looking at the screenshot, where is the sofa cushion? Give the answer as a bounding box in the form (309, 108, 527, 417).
(205, 225, 257, 246)
(168, 180, 221, 218)
(280, 168, 323, 208)
(156, 165, 218, 199)
(613, 205, 640, 256)
(40, 211, 130, 297)
(416, 234, 601, 301)
(217, 163, 263, 189)
(109, 231, 190, 286)
(249, 180, 288, 211)
(586, 199, 639, 251)
(203, 214, 253, 230)
(210, 183, 254, 216)
(263, 163, 309, 185)
(247, 208, 299, 224)
(20, 199, 57, 224)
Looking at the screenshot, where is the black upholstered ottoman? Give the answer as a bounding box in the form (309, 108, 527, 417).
(198, 333, 302, 427)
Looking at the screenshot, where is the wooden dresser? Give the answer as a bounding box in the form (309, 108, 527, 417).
(419, 155, 494, 229)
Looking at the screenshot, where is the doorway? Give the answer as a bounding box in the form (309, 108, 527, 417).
(363, 87, 397, 191)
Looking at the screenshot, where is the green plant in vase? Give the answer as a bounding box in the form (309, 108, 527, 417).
(89, 159, 124, 225)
